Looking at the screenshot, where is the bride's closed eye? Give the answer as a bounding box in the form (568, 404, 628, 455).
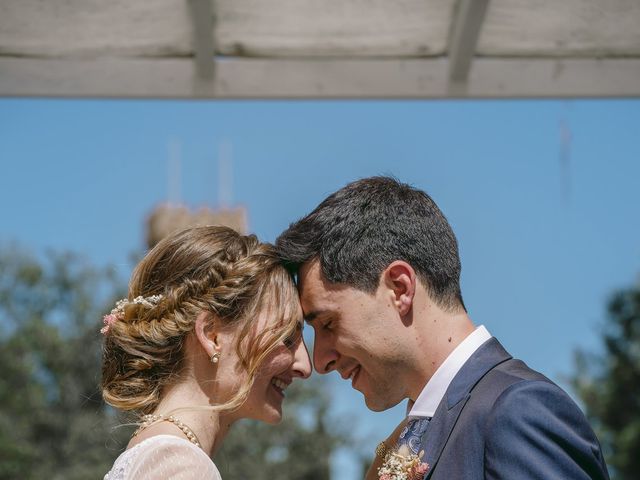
(283, 333, 299, 348)
(283, 324, 303, 348)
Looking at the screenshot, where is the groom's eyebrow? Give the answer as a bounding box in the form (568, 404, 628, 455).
(304, 310, 324, 323)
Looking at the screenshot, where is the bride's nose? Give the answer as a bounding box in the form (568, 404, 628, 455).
(291, 338, 312, 379)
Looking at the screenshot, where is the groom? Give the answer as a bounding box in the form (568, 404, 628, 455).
(276, 176, 609, 479)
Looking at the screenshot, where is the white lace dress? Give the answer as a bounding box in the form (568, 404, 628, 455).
(104, 435, 222, 480)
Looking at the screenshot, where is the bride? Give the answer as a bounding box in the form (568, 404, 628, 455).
(101, 226, 311, 479)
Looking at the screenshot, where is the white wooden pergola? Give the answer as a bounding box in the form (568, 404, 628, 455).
(1, 0, 639, 99)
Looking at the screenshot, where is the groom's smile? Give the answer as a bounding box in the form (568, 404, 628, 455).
(343, 365, 362, 389)
(342, 365, 360, 382)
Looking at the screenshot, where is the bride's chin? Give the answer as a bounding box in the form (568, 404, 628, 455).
(265, 416, 282, 425)
(246, 399, 283, 424)
(258, 408, 282, 425)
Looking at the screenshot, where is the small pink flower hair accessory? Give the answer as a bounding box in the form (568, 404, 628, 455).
(100, 294, 163, 335)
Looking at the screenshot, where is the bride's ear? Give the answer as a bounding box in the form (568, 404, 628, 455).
(195, 311, 221, 359)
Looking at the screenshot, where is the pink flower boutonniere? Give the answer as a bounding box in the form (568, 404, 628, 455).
(378, 444, 430, 480)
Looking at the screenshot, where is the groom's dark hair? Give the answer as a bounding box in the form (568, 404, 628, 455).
(276, 176, 465, 311)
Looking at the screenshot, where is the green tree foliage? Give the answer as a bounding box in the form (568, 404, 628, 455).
(572, 279, 640, 479)
(0, 245, 349, 479)
(0, 246, 128, 480)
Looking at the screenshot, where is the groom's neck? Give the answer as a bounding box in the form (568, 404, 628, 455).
(406, 300, 475, 401)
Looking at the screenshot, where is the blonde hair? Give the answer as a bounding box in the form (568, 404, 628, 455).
(101, 226, 301, 416)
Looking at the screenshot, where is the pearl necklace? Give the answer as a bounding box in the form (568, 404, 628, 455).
(133, 414, 202, 450)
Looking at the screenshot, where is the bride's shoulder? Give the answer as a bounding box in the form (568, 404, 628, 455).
(105, 435, 221, 480)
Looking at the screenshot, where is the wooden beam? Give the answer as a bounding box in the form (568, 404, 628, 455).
(448, 0, 490, 85)
(1, 56, 640, 98)
(188, 0, 215, 81)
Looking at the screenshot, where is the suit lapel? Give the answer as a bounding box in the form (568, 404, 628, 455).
(420, 392, 470, 478)
(420, 338, 512, 478)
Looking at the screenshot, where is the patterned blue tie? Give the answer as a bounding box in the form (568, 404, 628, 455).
(398, 416, 431, 455)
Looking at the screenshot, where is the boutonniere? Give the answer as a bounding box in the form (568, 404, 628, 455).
(378, 444, 429, 480)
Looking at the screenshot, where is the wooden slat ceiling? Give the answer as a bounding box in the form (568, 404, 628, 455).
(1, 0, 639, 98)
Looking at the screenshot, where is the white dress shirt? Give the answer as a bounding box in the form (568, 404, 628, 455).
(408, 325, 492, 418)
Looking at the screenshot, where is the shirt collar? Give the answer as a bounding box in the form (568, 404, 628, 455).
(408, 325, 492, 418)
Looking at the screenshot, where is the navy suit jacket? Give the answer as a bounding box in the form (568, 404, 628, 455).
(416, 338, 609, 479)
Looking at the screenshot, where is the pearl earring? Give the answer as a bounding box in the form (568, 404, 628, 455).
(210, 352, 220, 364)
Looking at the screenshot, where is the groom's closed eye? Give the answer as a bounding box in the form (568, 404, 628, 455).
(305, 311, 336, 331)
(304, 309, 330, 324)
(304, 311, 319, 323)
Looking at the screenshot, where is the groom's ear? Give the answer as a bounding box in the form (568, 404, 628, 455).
(382, 261, 416, 316)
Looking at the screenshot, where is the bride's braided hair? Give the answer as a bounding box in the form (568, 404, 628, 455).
(101, 226, 300, 415)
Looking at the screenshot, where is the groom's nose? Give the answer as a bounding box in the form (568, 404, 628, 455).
(313, 338, 338, 374)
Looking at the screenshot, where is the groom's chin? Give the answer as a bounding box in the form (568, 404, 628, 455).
(363, 393, 403, 412)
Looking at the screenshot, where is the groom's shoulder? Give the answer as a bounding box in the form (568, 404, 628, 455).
(469, 356, 571, 414)
(458, 340, 589, 429)
(471, 356, 588, 429)
(489, 356, 551, 386)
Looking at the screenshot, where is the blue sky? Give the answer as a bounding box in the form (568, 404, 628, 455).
(1, 98, 639, 478)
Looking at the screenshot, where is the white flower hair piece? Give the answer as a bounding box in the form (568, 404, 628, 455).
(101, 294, 164, 335)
